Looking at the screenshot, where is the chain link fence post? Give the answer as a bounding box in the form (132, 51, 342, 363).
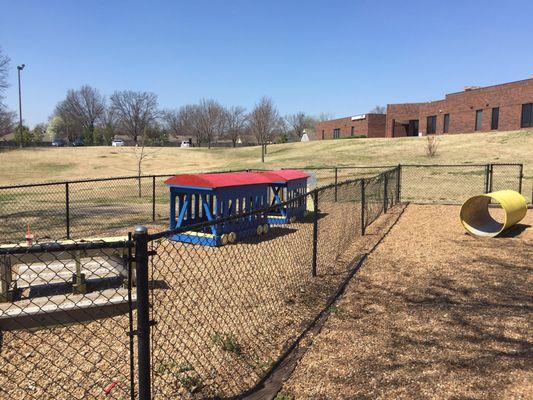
(334, 167, 338, 202)
(383, 172, 388, 213)
(484, 164, 490, 193)
(152, 176, 156, 222)
(312, 190, 318, 277)
(489, 163, 494, 193)
(361, 179, 366, 236)
(134, 225, 151, 400)
(396, 164, 401, 204)
(65, 182, 70, 239)
(518, 164, 524, 194)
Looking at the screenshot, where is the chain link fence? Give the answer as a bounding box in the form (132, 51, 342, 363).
(0, 237, 135, 399)
(0, 164, 526, 244)
(145, 168, 399, 398)
(2, 161, 527, 399)
(0, 168, 400, 400)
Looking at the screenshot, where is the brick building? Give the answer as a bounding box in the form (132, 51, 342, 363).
(315, 113, 386, 140)
(386, 78, 533, 137)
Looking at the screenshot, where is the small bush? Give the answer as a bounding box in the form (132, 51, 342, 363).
(425, 134, 439, 157)
(212, 332, 242, 355)
(274, 393, 293, 400)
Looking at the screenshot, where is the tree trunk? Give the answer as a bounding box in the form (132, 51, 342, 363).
(261, 143, 265, 163)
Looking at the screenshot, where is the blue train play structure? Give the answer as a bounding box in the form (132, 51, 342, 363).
(165, 169, 310, 246)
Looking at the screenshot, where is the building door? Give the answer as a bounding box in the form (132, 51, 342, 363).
(408, 120, 419, 136)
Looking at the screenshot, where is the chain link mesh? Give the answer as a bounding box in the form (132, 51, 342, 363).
(0, 238, 134, 400)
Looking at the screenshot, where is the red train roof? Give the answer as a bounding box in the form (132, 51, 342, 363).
(165, 172, 273, 189)
(260, 169, 310, 182)
(165, 170, 309, 189)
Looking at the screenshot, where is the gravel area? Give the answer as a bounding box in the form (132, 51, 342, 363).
(281, 204, 533, 399)
(0, 198, 401, 399)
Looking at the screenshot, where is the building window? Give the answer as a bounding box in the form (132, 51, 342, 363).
(521, 103, 533, 128)
(351, 126, 354, 136)
(475, 109, 483, 131)
(443, 114, 450, 133)
(321, 130, 325, 140)
(427, 115, 437, 134)
(491, 107, 499, 130)
(333, 128, 340, 139)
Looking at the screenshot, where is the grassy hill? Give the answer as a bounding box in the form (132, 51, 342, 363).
(0, 129, 531, 186)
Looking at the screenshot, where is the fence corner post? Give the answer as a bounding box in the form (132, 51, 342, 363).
(134, 225, 151, 400)
(383, 173, 388, 213)
(334, 167, 338, 202)
(396, 164, 401, 204)
(361, 179, 366, 236)
(312, 191, 318, 277)
(518, 164, 524, 194)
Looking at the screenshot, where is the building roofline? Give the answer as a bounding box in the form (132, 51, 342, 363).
(445, 77, 533, 96)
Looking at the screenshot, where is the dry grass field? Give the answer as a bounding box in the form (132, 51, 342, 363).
(281, 204, 533, 400)
(0, 129, 532, 186)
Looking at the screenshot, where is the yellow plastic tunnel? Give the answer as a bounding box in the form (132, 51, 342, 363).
(460, 190, 527, 238)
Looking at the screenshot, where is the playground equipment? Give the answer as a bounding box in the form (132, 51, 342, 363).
(258, 169, 310, 225)
(460, 190, 527, 237)
(0, 236, 132, 330)
(165, 172, 272, 246)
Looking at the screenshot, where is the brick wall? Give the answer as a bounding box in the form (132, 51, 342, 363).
(386, 78, 533, 137)
(316, 114, 386, 140)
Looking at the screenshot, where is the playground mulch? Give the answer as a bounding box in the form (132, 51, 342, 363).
(0, 202, 403, 399)
(281, 204, 533, 399)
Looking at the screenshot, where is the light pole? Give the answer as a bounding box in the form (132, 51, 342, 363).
(17, 64, 25, 148)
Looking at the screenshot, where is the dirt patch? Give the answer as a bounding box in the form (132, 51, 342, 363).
(281, 204, 533, 399)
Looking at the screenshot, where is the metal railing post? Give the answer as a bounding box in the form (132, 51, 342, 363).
(484, 164, 490, 193)
(489, 163, 494, 193)
(312, 191, 318, 277)
(518, 164, 523, 194)
(334, 167, 338, 202)
(396, 164, 401, 204)
(65, 182, 70, 239)
(383, 173, 388, 213)
(361, 180, 366, 236)
(134, 225, 151, 400)
(152, 176, 156, 222)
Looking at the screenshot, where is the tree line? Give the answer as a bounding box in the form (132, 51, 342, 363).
(0, 47, 332, 156)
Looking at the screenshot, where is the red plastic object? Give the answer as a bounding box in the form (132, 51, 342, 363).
(165, 170, 309, 189)
(257, 169, 310, 182)
(104, 381, 118, 395)
(166, 172, 271, 189)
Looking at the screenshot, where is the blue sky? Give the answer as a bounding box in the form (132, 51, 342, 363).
(1, 0, 532, 127)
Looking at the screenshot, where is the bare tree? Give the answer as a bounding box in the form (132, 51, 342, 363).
(196, 99, 225, 149)
(248, 97, 283, 162)
(110, 90, 158, 144)
(370, 105, 386, 114)
(224, 106, 247, 147)
(163, 105, 202, 145)
(286, 111, 316, 140)
(0, 108, 16, 138)
(54, 85, 105, 139)
(0, 47, 10, 106)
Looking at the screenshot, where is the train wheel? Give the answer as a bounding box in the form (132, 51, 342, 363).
(220, 234, 229, 245)
(289, 216, 296, 223)
(228, 232, 237, 243)
(256, 225, 264, 235)
(262, 223, 270, 235)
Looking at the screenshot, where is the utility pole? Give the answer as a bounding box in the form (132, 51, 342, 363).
(17, 64, 25, 148)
